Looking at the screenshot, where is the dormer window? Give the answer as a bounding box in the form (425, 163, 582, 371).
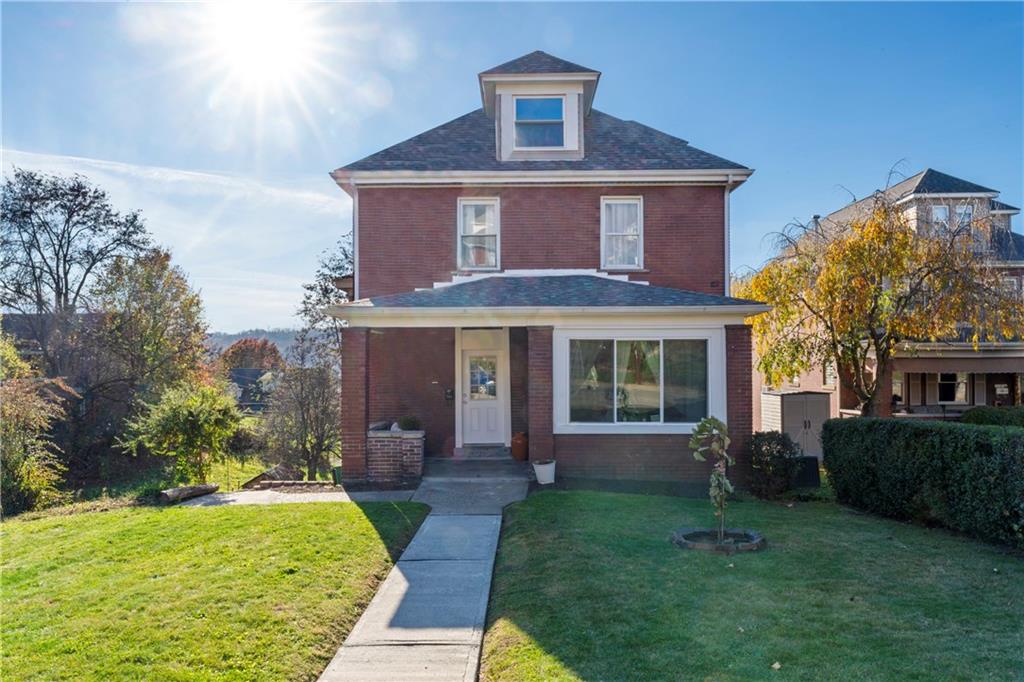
(514, 96, 565, 148)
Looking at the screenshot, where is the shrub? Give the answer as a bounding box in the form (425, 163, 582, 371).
(822, 418, 1024, 548)
(749, 431, 803, 499)
(121, 381, 242, 484)
(229, 416, 267, 457)
(961, 405, 1024, 428)
(1, 379, 69, 516)
(396, 415, 422, 431)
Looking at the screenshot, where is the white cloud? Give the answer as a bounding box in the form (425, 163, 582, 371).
(2, 149, 351, 332)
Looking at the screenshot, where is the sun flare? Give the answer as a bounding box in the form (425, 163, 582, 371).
(200, 1, 324, 94)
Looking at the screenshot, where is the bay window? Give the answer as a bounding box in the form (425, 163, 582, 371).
(601, 196, 643, 269)
(458, 198, 499, 270)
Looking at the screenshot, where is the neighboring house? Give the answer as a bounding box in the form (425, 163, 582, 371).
(227, 368, 276, 413)
(327, 50, 766, 486)
(755, 169, 1024, 439)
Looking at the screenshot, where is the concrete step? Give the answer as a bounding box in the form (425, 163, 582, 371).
(423, 457, 533, 481)
(456, 445, 511, 460)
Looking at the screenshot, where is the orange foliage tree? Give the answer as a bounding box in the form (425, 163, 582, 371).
(736, 192, 1024, 416)
(219, 338, 284, 371)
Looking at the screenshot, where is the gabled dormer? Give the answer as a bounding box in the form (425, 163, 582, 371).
(478, 51, 600, 162)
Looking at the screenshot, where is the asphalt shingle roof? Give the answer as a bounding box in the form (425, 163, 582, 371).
(338, 109, 747, 173)
(992, 199, 1021, 212)
(992, 230, 1024, 262)
(480, 50, 597, 75)
(349, 275, 762, 309)
(888, 169, 997, 197)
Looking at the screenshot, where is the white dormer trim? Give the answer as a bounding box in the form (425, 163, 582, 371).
(497, 82, 582, 161)
(480, 72, 600, 117)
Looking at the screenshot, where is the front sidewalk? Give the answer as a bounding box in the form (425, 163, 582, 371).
(318, 469, 529, 681)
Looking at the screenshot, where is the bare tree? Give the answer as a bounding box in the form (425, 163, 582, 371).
(263, 332, 341, 481)
(297, 238, 352, 358)
(1, 168, 150, 376)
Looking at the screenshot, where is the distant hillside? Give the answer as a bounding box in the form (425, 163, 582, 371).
(207, 328, 299, 356)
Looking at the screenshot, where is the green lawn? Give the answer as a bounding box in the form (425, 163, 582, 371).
(2, 502, 429, 680)
(482, 491, 1024, 681)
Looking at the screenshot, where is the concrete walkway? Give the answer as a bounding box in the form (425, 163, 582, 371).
(179, 489, 414, 507)
(319, 465, 529, 682)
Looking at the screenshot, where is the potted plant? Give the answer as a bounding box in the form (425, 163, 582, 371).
(532, 458, 555, 484)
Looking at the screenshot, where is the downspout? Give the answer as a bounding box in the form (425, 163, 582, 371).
(724, 174, 733, 297)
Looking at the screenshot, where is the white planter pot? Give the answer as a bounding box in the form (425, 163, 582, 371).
(532, 460, 556, 485)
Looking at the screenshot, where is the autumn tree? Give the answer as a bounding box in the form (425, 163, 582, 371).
(0, 321, 71, 515)
(263, 333, 341, 481)
(298, 238, 353, 359)
(738, 190, 1024, 416)
(0, 168, 150, 377)
(219, 338, 285, 370)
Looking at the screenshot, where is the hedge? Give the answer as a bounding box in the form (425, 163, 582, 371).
(822, 418, 1024, 548)
(961, 405, 1024, 428)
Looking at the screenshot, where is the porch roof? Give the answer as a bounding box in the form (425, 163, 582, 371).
(328, 275, 768, 326)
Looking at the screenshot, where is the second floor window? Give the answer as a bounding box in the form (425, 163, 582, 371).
(956, 205, 973, 230)
(931, 205, 949, 234)
(601, 196, 643, 269)
(514, 97, 564, 148)
(458, 198, 499, 270)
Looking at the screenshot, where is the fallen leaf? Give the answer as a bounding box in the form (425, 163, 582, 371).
(771, 662, 782, 670)
(737, 626, 745, 633)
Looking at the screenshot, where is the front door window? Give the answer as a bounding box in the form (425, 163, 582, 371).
(469, 356, 497, 400)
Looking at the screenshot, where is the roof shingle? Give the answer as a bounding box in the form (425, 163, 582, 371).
(348, 275, 762, 309)
(480, 50, 598, 75)
(338, 109, 747, 173)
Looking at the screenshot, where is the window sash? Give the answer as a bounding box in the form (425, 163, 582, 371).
(602, 198, 643, 269)
(568, 338, 708, 425)
(458, 199, 499, 269)
(937, 372, 969, 404)
(513, 97, 565, 148)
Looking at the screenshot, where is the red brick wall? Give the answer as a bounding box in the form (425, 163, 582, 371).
(549, 325, 755, 485)
(365, 432, 424, 483)
(357, 185, 726, 298)
(367, 328, 455, 455)
(527, 326, 554, 461)
(340, 328, 368, 479)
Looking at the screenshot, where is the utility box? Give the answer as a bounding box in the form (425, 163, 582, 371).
(760, 391, 832, 459)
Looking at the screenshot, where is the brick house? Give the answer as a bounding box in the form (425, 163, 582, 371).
(755, 169, 1024, 438)
(328, 51, 766, 486)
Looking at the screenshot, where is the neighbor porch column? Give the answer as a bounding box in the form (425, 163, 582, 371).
(340, 327, 369, 481)
(527, 326, 554, 461)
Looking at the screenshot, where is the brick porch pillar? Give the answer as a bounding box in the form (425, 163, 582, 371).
(725, 324, 753, 486)
(340, 327, 369, 481)
(527, 326, 554, 461)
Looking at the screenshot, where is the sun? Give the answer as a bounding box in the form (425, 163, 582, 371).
(199, 1, 325, 95)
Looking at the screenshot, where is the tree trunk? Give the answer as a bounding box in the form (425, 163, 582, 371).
(307, 462, 316, 481)
(860, 392, 881, 416)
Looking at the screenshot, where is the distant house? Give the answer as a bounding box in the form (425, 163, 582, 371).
(325, 50, 767, 486)
(756, 169, 1024, 439)
(228, 368, 276, 413)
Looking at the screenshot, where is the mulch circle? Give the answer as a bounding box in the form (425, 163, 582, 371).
(672, 527, 766, 554)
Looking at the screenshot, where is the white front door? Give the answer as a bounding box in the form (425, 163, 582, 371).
(462, 350, 505, 444)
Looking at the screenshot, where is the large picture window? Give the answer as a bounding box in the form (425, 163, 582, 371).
(938, 372, 968, 404)
(568, 338, 708, 425)
(457, 198, 499, 270)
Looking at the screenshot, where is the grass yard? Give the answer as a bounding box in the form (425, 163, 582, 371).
(2, 501, 429, 680)
(482, 491, 1024, 681)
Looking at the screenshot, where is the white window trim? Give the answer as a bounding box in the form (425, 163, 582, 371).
(600, 196, 644, 271)
(456, 197, 500, 271)
(936, 372, 970, 405)
(931, 205, 950, 232)
(553, 326, 726, 435)
(512, 94, 567, 151)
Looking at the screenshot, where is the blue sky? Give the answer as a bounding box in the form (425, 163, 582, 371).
(3, 2, 1021, 331)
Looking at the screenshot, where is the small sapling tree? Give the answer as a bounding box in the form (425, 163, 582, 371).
(689, 416, 733, 544)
